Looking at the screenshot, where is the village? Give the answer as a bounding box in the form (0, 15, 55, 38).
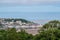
(0, 18, 42, 35)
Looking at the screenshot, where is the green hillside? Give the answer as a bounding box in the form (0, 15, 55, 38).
(4, 18, 32, 23)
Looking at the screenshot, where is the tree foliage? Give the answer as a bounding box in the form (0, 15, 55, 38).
(34, 28, 60, 40)
(0, 28, 33, 40)
(43, 20, 60, 29)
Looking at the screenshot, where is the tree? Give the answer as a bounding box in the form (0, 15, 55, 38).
(33, 28, 60, 40)
(17, 29, 33, 40)
(43, 20, 60, 29)
(6, 28, 17, 40)
(0, 30, 7, 40)
(0, 28, 33, 40)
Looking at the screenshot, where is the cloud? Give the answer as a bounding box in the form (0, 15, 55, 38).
(0, 0, 60, 4)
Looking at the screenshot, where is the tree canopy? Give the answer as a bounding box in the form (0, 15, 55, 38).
(43, 20, 60, 29)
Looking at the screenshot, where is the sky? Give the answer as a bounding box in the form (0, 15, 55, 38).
(0, 0, 60, 23)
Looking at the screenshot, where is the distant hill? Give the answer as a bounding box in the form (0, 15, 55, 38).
(4, 18, 33, 23)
